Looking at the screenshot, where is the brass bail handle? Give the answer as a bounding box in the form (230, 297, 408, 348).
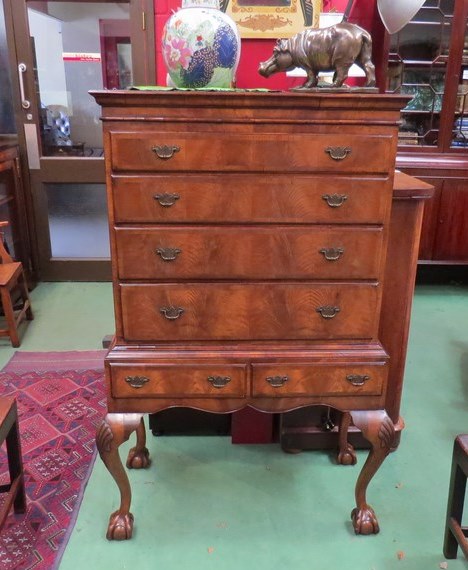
(319, 247, 344, 261)
(125, 376, 150, 389)
(325, 147, 352, 161)
(152, 145, 180, 160)
(160, 306, 185, 320)
(154, 193, 180, 207)
(346, 374, 370, 386)
(316, 306, 341, 319)
(207, 376, 232, 388)
(322, 194, 348, 208)
(156, 247, 181, 262)
(266, 375, 289, 387)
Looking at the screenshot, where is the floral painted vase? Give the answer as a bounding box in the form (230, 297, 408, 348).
(162, 0, 241, 89)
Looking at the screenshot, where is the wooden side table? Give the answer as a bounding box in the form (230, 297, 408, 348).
(444, 435, 468, 560)
(0, 137, 36, 287)
(0, 397, 26, 530)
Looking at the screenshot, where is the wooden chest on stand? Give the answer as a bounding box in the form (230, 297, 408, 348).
(91, 90, 430, 541)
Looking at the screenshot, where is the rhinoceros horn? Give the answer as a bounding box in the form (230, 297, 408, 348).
(377, 0, 426, 34)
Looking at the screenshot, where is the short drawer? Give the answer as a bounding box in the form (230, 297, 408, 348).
(115, 226, 385, 280)
(120, 283, 380, 342)
(252, 363, 387, 397)
(110, 132, 393, 174)
(110, 363, 247, 398)
(112, 175, 391, 225)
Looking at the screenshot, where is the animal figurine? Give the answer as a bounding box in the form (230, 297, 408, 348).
(258, 22, 376, 89)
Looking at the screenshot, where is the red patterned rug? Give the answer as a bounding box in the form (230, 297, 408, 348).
(0, 351, 106, 570)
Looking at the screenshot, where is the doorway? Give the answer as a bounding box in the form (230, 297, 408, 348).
(3, 0, 155, 280)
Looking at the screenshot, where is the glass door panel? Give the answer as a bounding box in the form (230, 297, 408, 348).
(6, 0, 154, 279)
(46, 183, 109, 259)
(27, 2, 131, 158)
(386, 0, 455, 148)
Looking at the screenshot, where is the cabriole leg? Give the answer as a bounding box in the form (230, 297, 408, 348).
(337, 412, 357, 465)
(96, 413, 150, 540)
(349, 410, 395, 535)
(127, 417, 151, 469)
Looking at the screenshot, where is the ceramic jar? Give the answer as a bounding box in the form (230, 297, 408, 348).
(162, 0, 241, 89)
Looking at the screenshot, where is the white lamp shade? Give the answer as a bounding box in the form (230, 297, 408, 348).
(377, 0, 426, 35)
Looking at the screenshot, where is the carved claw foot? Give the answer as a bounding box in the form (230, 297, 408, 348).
(106, 510, 135, 541)
(96, 413, 144, 540)
(351, 506, 379, 535)
(337, 443, 357, 466)
(349, 410, 395, 536)
(126, 446, 151, 469)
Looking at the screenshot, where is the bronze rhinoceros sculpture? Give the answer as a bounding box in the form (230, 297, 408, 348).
(258, 22, 376, 89)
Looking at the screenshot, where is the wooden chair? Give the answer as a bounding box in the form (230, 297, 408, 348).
(0, 221, 33, 347)
(444, 435, 468, 559)
(0, 397, 26, 530)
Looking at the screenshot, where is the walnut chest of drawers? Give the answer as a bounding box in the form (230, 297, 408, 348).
(91, 90, 419, 541)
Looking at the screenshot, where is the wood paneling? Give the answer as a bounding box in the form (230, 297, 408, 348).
(434, 180, 468, 261)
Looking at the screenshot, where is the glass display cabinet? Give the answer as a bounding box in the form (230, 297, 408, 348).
(385, 0, 468, 263)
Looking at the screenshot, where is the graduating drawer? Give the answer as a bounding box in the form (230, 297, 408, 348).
(112, 175, 391, 225)
(120, 283, 380, 342)
(251, 362, 387, 397)
(115, 226, 385, 280)
(110, 363, 247, 398)
(110, 132, 394, 174)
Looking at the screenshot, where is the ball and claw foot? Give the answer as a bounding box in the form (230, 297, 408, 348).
(337, 444, 357, 466)
(351, 506, 380, 535)
(126, 446, 151, 469)
(106, 511, 135, 541)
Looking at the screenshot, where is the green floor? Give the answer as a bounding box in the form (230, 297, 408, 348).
(1, 282, 468, 569)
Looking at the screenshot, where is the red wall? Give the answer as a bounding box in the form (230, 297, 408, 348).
(154, 0, 382, 89)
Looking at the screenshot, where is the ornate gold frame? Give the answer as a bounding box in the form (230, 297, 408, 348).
(225, 0, 322, 38)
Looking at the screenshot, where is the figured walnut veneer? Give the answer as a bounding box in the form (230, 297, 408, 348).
(91, 90, 428, 541)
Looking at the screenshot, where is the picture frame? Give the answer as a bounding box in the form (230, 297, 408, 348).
(221, 0, 323, 39)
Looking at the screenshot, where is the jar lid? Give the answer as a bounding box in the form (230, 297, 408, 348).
(182, 0, 220, 8)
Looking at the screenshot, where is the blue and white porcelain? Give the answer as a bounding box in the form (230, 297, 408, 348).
(162, 0, 241, 89)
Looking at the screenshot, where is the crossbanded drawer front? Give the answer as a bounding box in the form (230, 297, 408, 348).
(110, 132, 393, 174)
(120, 283, 380, 342)
(112, 175, 391, 225)
(252, 363, 386, 397)
(110, 363, 247, 398)
(115, 226, 384, 280)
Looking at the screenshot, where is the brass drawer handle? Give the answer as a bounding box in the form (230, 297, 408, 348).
(154, 193, 180, 207)
(316, 306, 340, 319)
(322, 194, 348, 208)
(152, 145, 180, 160)
(207, 376, 231, 388)
(160, 306, 185, 320)
(125, 375, 150, 389)
(156, 247, 181, 262)
(346, 374, 370, 387)
(266, 375, 289, 388)
(325, 146, 352, 161)
(319, 247, 344, 261)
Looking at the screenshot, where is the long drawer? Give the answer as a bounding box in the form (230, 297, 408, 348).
(110, 132, 394, 173)
(112, 175, 391, 224)
(115, 226, 385, 280)
(251, 363, 387, 397)
(120, 283, 380, 341)
(110, 363, 247, 398)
